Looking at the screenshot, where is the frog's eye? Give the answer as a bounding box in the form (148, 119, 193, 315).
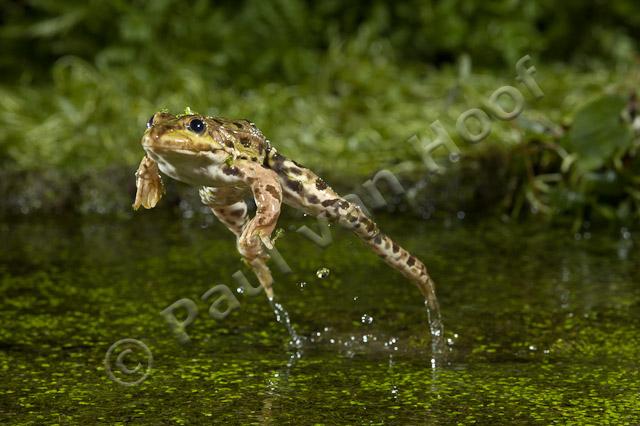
(146, 114, 155, 129)
(188, 118, 206, 134)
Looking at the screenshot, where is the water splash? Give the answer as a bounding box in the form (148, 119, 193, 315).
(426, 300, 445, 369)
(262, 345, 303, 424)
(267, 349, 302, 392)
(268, 297, 305, 349)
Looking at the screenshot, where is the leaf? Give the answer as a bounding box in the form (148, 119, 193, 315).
(565, 94, 633, 173)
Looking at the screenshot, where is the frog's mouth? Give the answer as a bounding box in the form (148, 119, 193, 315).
(141, 133, 222, 154)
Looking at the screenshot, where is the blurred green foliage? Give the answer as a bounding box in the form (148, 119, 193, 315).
(0, 0, 638, 224)
(2, 0, 639, 81)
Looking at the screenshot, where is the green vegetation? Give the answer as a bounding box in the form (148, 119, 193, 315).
(1, 215, 639, 424)
(0, 0, 638, 225)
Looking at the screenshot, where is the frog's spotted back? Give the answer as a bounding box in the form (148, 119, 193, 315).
(206, 117, 270, 161)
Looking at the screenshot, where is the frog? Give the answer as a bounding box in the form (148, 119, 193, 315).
(133, 111, 439, 313)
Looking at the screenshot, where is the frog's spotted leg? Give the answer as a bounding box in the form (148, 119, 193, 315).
(269, 152, 439, 313)
(203, 197, 276, 299)
(200, 160, 282, 299)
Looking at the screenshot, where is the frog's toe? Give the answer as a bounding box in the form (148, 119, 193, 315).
(259, 234, 274, 250)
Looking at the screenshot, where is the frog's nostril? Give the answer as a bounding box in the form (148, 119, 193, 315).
(144, 127, 161, 142)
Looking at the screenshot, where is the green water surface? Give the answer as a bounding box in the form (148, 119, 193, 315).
(1, 211, 638, 424)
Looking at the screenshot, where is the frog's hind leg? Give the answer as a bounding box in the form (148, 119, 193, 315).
(278, 165, 439, 312)
(201, 197, 276, 299)
(235, 162, 284, 299)
(200, 162, 283, 299)
(208, 200, 249, 238)
(212, 202, 277, 298)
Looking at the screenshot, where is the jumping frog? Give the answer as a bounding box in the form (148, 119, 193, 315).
(134, 111, 439, 312)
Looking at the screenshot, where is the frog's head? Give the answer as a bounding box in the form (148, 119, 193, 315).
(141, 112, 230, 186)
(142, 112, 224, 154)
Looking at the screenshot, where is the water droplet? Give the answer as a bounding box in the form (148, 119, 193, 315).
(528, 345, 537, 351)
(236, 287, 245, 295)
(384, 337, 398, 350)
(361, 314, 374, 325)
(316, 267, 330, 279)
(456, 211, 465, 220)
(298, 281, 307, 290)
(449, 152, 460, 162)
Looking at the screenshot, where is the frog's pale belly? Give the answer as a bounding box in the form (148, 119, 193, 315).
(145, 148, 240, 188)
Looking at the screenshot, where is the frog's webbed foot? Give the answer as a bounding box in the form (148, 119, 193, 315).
(133, 155, 164, 210)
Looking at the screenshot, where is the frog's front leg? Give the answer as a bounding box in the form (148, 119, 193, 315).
(132, 155, 164, 210)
